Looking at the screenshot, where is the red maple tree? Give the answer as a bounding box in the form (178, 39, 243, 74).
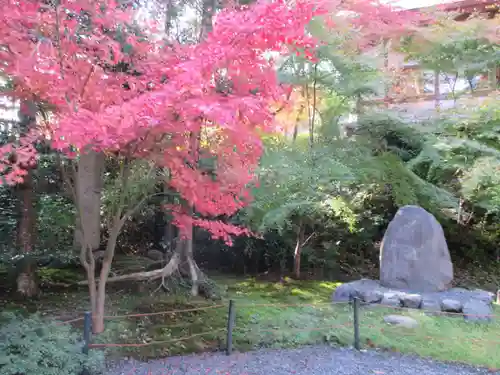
(0, 0, 321, 236)
(0, 0, 321, 331)
(0, 0, 426, 331)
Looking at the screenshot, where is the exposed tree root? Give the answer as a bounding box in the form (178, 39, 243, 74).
(75, 233, 218, 298)
(77, 250, 181, 285)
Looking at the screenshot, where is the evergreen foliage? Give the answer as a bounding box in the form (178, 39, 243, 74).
(0, 313, 104, 375)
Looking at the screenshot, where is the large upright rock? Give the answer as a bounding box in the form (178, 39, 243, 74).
(380, 205, 453, 292)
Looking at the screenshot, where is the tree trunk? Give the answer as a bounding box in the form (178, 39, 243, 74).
(74, 151, 104, 253)
(200, 0, 217, 40)
(293, 222, 305, 279)
(184, 230, 200, 296)
(164, 219, 175, 252)
(164, 0, 174, 37)
(74, 151, 104, 332)
(434, 70, 440, 111)
(383, 38, 390, 107)
(92, 225, 120, 333)
(292, 103, 304, 142)
(162, 184, 176, 255)
(177, 209, 205, 296)
(84, 256, 98, 325)
(82, 216, 122, 334)
(15, 100, 38, 297)
(307, 65, 318, 151)
(16, 169, 38, 297)
(78, 157, 155, 333)
(73, 150, 108, 334)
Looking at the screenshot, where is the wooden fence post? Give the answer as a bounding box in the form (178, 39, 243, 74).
(226, 300, 235, 355)
(353, 297, 360, 350)
(82, 311, 92, 355)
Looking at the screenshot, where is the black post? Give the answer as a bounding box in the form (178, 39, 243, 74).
(226, 299, 235, 355)
(353, 297, 360, 350)
(83, 311, 92, 355)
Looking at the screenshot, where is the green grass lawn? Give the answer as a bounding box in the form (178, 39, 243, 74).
(89, 276, 500, 368)
(223, 277, 500, 369)
(2, 275, 499, 368)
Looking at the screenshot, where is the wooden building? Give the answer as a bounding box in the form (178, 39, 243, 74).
(367, 0, 498, 108)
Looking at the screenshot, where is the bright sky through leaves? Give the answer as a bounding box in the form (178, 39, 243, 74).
(388, 0, 461, 9)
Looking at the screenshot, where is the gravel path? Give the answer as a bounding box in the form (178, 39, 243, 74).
(106, 346, 499, 375)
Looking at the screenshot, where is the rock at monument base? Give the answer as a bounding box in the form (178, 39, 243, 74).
(441, 299, 462, 312)
(332, 282, 356, 302)
(381, 292, 402, 307)
(421, 297, 441, 314)
(401, 294, 422, 309)
(331, 278, 494, 323)
(331, 279, 382, 303)
(379, 205, 453, 292)
(471, 289, 495, 304)
(359, 289, 383, 304)
(463, 300, 493, 322)
(383, 315, 419, 328)
(445, 287, 495, 304)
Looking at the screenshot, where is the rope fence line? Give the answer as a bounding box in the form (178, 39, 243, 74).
(101, 304, 227, 320)
(68, 296, 498, 358)
(55, 316, 85, 325)
(9, 294, 498, 366)
(85, 321, 500, 350)
(235, 300, 499, 319)
(88, 329, 225, 348)
(49, 299, 497, 324)
(236, 301, 348, 308)
(86, 322, 359, 349)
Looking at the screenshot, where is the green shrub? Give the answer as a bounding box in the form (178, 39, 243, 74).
(0, 313, 104, 375)
(37, 268, 85, 285)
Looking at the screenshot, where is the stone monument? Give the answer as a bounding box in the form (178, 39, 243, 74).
(379, 205, 453, 292)
(332, 205, 495, 322)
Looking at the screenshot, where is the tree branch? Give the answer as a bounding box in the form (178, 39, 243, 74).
(77, 249, 181, 285)
(301, 232, 316, 247)
(310, 63, 318, 149)
(119, 192, 166, 227)
(55, 8, 64, 75)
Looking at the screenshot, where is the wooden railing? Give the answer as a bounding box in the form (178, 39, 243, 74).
(361, 88, 498, 106)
